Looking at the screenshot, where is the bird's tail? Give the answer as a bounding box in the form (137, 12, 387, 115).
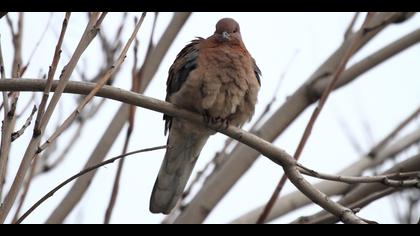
(150, 123, 210, 214)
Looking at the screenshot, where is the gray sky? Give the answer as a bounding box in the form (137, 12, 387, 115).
(1, 12, 419, 223)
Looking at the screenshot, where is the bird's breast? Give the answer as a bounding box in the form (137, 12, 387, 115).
(197, 47, 258, 125)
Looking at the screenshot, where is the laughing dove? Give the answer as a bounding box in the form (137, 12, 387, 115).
(150, 18, 261, 214)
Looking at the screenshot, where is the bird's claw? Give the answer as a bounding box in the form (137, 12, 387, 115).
(212, 117, 230, 131)
(202, 111, 229, 131)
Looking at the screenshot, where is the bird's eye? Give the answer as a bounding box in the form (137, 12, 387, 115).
(233, 29, 237, 33)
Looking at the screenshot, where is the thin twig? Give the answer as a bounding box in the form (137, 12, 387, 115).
(332, 106, 364, 154)
(20, 13, 54, 76)
(38, 122, 83, 174)
(368, 105, 420, 158)
(252, 49, 299, 130)
(103, 127, 131, 224)
(16, 92, 36, 119)
(344, 12, 360, 39)
(15, 145, 167, 224)
(11, 105, 37, 141)
(298, 164, 420, 186)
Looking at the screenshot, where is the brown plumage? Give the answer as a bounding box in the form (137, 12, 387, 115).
(150, 18, 261, 214)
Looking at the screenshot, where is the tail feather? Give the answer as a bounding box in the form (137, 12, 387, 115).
(150, 124, 209, 214)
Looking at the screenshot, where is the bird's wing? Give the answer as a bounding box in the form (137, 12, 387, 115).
(164, 37, 204, 135)
(252, 57, 262, 86)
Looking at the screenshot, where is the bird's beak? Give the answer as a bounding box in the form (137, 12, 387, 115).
(222, 31, 230, 40)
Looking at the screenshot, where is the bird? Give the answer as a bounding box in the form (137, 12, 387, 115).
(150, 18, 261, 214)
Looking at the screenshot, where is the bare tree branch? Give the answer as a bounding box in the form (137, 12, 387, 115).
(104, 21, 142, 223)
(0, 78, 369, 224)
(11, 155, 39, 223)
(139, 12, 191, 91)
(292, 187, 397, 224)
(0, 13, 24, 201)
(298, 164, 420, 187)
(0, 33, 10, 199)
(257, 13, 374, 224)
(20, 13, 54, 76)
(34, 13, 69, 134)
(296, 152, 420, 224)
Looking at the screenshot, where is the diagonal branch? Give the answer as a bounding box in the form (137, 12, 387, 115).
(257, 13, 378, 224)
(11, 105, 37, 141)
(232, 108, 420, 224)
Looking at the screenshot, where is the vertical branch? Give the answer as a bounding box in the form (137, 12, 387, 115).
(0, 35, 9, 114)
(20, 13, 54, 76)
(7, 13, 24, 78)
(103, 127, 131, 224)
(34, 12, 71, 137)
(0, 34, 10, 199)
(0, 13, 24, 200)
(104, 17, 142, 224)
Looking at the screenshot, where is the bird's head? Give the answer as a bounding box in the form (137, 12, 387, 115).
(214, 18, 242, 44)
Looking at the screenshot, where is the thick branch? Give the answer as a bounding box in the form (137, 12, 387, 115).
(0, 78, 366, 223)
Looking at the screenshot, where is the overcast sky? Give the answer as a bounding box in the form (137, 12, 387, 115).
(1, 12, 419, 224)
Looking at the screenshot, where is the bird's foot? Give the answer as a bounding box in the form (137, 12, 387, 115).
(202, 111, 229, 131)
(211, 116, 230, 131)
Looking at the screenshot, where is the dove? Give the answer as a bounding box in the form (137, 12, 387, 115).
(150, 18, 261, 214)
